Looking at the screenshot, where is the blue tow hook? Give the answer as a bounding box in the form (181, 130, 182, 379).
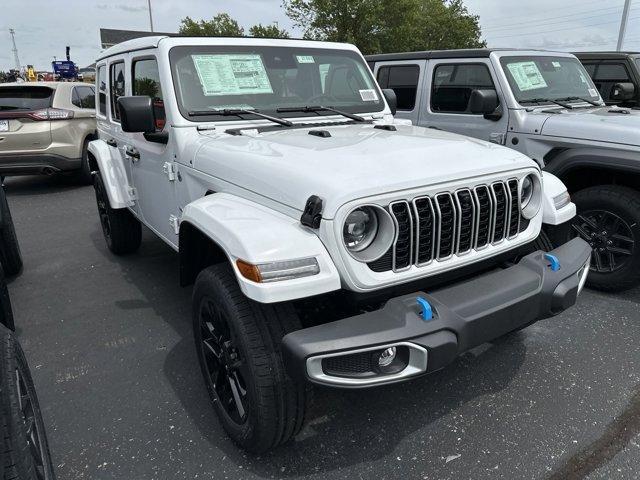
(544, 253, 561, 272)
(416, 296, 433, 321)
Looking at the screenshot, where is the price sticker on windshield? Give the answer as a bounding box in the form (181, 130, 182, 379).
(506, 61, 548, 91)
(359, 89, 378, 101)
(192, 54, 274, 96)
(296, 55, 315, 64)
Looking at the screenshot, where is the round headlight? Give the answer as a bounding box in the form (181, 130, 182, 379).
(343, 207, 378, 251)
(521, 175, 534, 208)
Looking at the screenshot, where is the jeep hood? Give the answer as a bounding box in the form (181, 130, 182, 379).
(540, 107, 640, 147)
(193, 123, 535, 218)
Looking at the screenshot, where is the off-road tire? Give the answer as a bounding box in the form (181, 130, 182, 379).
(0, 327, 55, 479)
(571, 185, 640, 292)
(93, 172, 141, 255)
(0, 190, 22, 277)
(193, 264, 307, 453)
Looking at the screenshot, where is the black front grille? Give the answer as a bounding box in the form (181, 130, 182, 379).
(367, 177, 530, 273)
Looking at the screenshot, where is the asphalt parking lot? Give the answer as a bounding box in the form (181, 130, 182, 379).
(5, 175, 640, 480)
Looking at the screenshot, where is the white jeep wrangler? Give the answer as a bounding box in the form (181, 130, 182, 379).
(90, 37, 590, 452)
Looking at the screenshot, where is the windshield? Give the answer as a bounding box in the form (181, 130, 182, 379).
(169, 45, 384, 121)
(499, 56, 601, 104)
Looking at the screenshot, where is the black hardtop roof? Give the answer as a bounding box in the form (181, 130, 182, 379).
(365, 48, 556, 62)
(573, 51, 640, 60)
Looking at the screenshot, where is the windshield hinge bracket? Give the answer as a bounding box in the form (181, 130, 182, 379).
(301, 195, 323, 229)
(490, 133, 505, 144)
(163, 162, 178, 181)
(127, 187, 137, 201)
(169, 215, 180, 235)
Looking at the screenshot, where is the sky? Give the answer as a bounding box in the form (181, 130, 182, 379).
(1, 0, 638, 71)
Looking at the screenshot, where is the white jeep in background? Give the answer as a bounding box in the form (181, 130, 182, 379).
(90, 36, 590, 452)
(367, 49, 640, 291)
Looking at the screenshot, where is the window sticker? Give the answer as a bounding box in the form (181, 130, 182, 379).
(296, 55, 315, 64)
(359, 89, 379, 101)
(506, 61, 548, 91)
(552, 61, 561, 68)
(191, 54, 273, 96)
(588, 88, 599, 97)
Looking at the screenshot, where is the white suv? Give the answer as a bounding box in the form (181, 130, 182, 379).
(90, 37, 590, 452)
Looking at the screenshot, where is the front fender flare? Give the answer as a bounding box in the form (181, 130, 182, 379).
(87, 140, 133, 209)
(180, 193, 341, 303)
(544, 147, 640, 178)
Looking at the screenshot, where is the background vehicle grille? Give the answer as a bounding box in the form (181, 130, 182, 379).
(368, 178, 528, 273)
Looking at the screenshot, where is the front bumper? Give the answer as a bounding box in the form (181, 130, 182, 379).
(282, 238, 591, 388)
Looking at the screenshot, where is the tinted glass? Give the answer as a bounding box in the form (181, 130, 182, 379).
(582, 63, 596, 76)
(0, 86, 53, 111)
(170, 45, 383, 121)
(431, 64, 495, 113)
(133, 58, 166, 131)
(72, 86, 96, 109)
(636, 58, 640, 71)
(500, 56, 600, 104)
(593, 63, 630, 81)
(97, 65, 107, 115)
(377, 65, 419, 110)
(110, 62, 125, 121)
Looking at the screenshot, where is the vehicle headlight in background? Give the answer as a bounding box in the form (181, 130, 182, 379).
(343, 207, 378, 252)
(342, 205, 395, 263)
(520, 173, 542, 220)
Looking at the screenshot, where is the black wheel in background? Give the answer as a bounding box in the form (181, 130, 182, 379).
(93, 172, 142, 255)
(74, 138, 94, 185)
(0, 188, 22, 277)
(0, 327, 55, 479)
(569, 185, 640, 292)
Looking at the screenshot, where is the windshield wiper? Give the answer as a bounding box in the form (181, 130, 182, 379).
(520, 98, 574, 109)
(276, 105, 367, 122)
(188, 108, 293, 127)
(555, 96, 602, 107)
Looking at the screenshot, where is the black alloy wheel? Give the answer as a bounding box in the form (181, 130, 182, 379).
(93, 175, 112, 243)
(571, 209, 634, 273)
(16, 362, 47, 479)
(198, 299, 249, 426)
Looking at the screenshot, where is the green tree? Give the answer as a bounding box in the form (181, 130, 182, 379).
(283, 0, 485, 54)
(179, 13, 245, 37)
(249, 23, 291, 39)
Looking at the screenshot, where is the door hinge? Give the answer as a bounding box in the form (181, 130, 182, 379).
(169, 215, 180, 235)
(163, 162, 178, 181)
(127, 187, 137, 201)
(490, 133, 506, 144)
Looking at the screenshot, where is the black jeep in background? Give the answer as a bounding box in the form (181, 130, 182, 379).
(575, 51, 640, 107)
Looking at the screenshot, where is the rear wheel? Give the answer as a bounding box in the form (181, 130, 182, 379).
(93, 172, 141, 255)
(569, 185, 640, 292)
(192, 264, 307, 453)
(0, 327, 55, 479)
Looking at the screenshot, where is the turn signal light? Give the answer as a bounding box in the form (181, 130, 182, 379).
(236, 257, 320, 283)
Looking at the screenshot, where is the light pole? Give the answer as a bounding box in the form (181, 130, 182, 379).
(147, 0, 154, 32)
(617, 0, 632, 51)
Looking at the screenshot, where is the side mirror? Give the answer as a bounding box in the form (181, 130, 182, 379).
(469, 89, 499, 115)
(382, 88, 397, 116)
(611, 82, 635, 101)
(118, 96, 156, 133)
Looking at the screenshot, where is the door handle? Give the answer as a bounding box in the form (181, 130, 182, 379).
(125, 147, 140, 160)
(106, 138, 117, 148)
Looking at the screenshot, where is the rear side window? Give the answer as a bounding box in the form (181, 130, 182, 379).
(72, 86, 96, 109)
(377, 65, 420, 110)
(0, 87, 53, 111)
(431, 63, 495, 114)
(97, 66, 107, 115)
(590, 63, 632, 103)
(109, 62, 126, 122)
(132, 58, 165, 131)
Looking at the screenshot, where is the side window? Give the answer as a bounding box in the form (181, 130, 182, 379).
(97, 65, 107, 116)
(72, 86, 96, 109)
(377, 65, 420, 110)
(582, 63, 597, 77)
(431, 63, 495, 114)
(132, 58, 165, 131)
(109, 62, 125, 122)
(592, 63, 631, 102)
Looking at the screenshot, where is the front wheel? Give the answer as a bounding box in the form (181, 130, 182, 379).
(93, 172, 141, 255)
(569, 185, 640, 292)
(192, 264, 307, 453)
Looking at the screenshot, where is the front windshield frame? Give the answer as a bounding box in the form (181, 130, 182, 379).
(168, 44, 385, 122)
(499, 55, 602, 106)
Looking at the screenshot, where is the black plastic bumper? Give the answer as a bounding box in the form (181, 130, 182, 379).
(282, 238, 591, 388)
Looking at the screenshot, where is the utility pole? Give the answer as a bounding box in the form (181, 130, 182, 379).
(617, 0, 632, 51)
(9, 29, 21, 71)
(147, 0, 154, 32)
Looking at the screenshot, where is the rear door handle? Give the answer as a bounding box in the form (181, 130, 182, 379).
(106, 138, 117, 148)
(125, 147, 140, 160)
